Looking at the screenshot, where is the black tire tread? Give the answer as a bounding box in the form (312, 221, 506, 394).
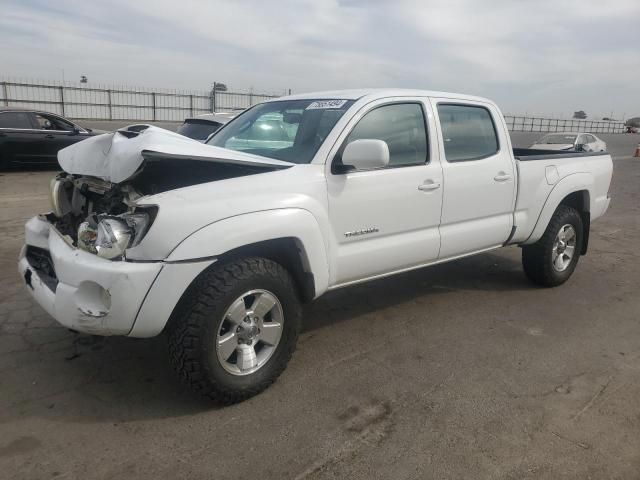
(166, 257, 300, 404)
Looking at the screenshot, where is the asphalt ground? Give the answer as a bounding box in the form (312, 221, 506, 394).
(0, 133, 639, 479)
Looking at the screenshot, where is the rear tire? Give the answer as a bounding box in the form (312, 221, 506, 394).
(522, 205, 583, 287)
(167, 257, 302, 404)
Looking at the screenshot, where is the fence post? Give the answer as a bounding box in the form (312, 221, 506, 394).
(189, 94, 193, 117)
(1, 82, 8, 106)
(151, 92, 156, 121)
(107, 89, 112, 120)
(59, 86, 65, 116)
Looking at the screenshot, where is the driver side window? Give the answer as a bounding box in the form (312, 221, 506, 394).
(340, 103, 428, 168)
(32, 113, 74, 131)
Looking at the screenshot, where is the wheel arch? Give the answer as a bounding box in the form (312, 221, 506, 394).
(158, 243, 313, 340)
(558, 190, 590, 254)
(130, 209, 329, 338)
(215, 237, 317, 303)
(166, 208, 329, 299)
(524, 173, 594, 251)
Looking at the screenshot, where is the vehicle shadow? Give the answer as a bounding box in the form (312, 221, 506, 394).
(12, 249, 528, 423)
(303, 249, 529, 333)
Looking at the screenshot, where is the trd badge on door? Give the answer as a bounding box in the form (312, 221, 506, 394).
(344, 227, 379, 237)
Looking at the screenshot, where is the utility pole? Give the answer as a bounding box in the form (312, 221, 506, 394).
(210, 82, 228, 112)
(211, 82, 217, 113)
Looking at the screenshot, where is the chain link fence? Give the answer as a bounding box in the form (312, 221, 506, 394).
(503, 115, 625, 134)
(0, 79, 628, 133)
(0, 79, 281, 122)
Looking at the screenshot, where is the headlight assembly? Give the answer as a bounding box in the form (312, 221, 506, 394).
(77, 208, 155, 260)
(95, 218, 132, 259)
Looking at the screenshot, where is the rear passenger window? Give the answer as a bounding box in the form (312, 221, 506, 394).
(344, 103, 428, 167)
(0, 112, 33, 129)
(437, 104, 499, 162)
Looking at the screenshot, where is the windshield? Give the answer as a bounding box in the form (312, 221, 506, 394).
(538, 134, 577, 144)
(177, 120, 222, 141)
(207, 99, 354, 163)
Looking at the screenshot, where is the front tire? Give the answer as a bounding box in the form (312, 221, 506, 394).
(522, 205, 583, 287)
(167, 257, 302, 404)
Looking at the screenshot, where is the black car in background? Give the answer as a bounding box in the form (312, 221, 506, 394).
(177, 112, 237, 142)
(0, 108, 100, 168)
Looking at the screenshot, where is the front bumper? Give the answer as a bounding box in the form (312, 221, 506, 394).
(19, 216, 162, 336)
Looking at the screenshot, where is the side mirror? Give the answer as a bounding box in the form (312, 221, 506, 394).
(340, 139, 389, 172)
(574, 143, 584, 151)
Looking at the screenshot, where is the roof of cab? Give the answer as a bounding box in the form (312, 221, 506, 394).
(0, 105, 67, 116)
(273, 88, 494, 104)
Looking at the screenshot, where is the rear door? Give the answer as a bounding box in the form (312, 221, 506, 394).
(0, 111, 44, 165)
(326, 98, 443, 285)
(430, 99, 516, 258)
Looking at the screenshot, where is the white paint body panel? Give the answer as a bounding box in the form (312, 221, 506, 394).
(21, 89, 613, 338)
(324, 97, 443, 285)
(20, 217, 162, 336)
(511, 153, 612, 244)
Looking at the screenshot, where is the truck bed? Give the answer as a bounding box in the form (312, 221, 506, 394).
(510, 149, 612, 245)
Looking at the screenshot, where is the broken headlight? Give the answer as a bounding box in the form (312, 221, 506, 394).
(50, 176, 72, 217)
(77, 209, 154, 260)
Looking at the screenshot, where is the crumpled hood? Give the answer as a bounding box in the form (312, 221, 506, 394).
(58, 125, 293, 183)
(529, 143, 574, 151)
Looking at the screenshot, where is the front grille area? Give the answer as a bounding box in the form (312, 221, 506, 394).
(25, 246, 58, 292)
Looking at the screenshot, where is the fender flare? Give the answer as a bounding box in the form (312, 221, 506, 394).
(523, 173, 593, 245)
(166, 208, 330, 295)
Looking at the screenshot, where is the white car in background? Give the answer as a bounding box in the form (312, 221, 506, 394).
(530, 132, 606, 152)
(177, 112, 237, 142)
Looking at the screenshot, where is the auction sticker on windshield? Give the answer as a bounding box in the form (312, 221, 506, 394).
(306, 100, 349, 110)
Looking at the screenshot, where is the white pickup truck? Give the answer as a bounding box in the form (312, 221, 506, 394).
(19, 89, 612, 403)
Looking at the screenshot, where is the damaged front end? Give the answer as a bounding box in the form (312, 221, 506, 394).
(48, 173, 157, 259)
(47, 125, 293, 260)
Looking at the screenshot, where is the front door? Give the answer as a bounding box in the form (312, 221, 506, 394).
(30, 113, 83, 162)
(430, 99, 516, 258)
(326, 99, 443, 286)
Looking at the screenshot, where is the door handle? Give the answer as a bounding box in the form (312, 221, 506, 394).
(494, 173, 512, 182)
(45, 134, 55, 139)
(418, 180, 441, 192)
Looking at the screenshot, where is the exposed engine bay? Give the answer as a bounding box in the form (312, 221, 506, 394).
(49, 159, 268, 259)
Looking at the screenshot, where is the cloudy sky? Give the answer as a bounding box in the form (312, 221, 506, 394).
(1, 0, 639, 118)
